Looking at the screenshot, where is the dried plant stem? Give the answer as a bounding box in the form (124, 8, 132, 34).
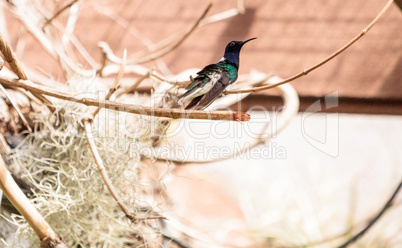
(0, 33, 27, 80)
(83, 121, 167, 222)
(84, 51, 133, 220)
(84, 53, 166, 222)
(0, 56, 3, 70)
(337, 180, 402, 248)
(0, 155, 67, 247)
(82, 120, 136, 221)
(224, 0, 394, 94)
(43, 0, 79, 28)
(129, 0, 240, 60)
(199, 0, 244, 26)
(0, 84, 32, 132)
(97, 43, 188, 86)
(92, 50, 126, 117)
(125, 1, 212, 64)
(0, 76, 250, 122)
(0, 32, 54, 111)
(116, 69, 153, 97)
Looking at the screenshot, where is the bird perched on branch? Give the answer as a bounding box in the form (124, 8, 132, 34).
(178, 38, 256, 110)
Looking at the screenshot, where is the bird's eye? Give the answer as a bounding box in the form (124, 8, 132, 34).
(230, 42, 235, 46)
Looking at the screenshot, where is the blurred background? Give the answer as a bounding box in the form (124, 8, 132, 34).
(1, 0, 402, 247)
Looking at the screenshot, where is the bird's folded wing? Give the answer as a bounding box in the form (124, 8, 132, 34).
(190, 74, 230, 110)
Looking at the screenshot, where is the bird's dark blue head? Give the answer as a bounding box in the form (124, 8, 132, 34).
(222, 37, 256, 68)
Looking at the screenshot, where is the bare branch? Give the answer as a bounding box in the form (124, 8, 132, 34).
(91, 50, 126, 117)
(224, 0, 394, 94)
(0, 75, 250, 122)
(0, 32, 27, 80)
(83, 120, 167, 222)
(82, 120, 134, 220)
(83, 51, 166, 222)
(116, 69, 153, 98)
(117, 1, 213, 65)
(43, 0, 79, 28)
(337, 180, 402, 248)
(0, 155, 67, 247)
(0, 32, 55, 111)
(0, 84, 32, 132)
(199, 0, 245, 26)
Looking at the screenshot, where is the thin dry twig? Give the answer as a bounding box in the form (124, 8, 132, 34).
(83, 51, 166, 222)
(224, 0, 394, 94)
(84, 121, 166, 222)
(98, 43, 188, 86)
(0, 32, 55, 111)
(43, 0, 79, 28)
(82, 120, 135, 221)
(0, 56, 3, 70)
(120, 1, 213, 64)
(0, 33, 27, 80)
(0, 155, 67, 247)
(85, 51, 130, 219)
(92, 50, 126, 117)
(49, 19, 97, 68)
(0, 75, 250, 122)
(116, 69, 154, 97)
(199, 0, 245, 26)
(337, 180, 402, 248)
(0, 84, 32, 132)
(128, 0, 241, 61)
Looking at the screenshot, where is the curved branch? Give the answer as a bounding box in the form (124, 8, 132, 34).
(337, 180, 402, 248)
(83, 120, 134, 220)
(126, 1, 213, 65)
(224, 0, 394, 94)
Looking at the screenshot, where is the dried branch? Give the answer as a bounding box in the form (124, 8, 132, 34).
(0, 84, 32, 132)
(129, 0, 242, 62)
(43, 0, 79, 28)
(224, 0, 394, 94)
(98, 42, 188, 86)
(0, 32, 55, 111)
(116, 69, 153, 97)
(82, 120, 137, 221)
(92, 50, 126, 117)
(6, 1, 94, 77)
(84, 121, 168, 223)
(49, 19, 97, 68)
(337, 180, 402, 248)
(0, 32, 27, 80)
(83, 52, 166, 222)
(117, 1, 213, 65)
(199, 0, 245, 26)
(0, 155, 67, 247)
(84, 53, 130, 217)
(0, 75, 250, 122)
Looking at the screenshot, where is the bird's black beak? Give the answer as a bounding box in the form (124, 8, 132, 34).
(241, 37, 257, 46)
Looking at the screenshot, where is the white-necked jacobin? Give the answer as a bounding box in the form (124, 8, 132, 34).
(178, 37, 257, 110)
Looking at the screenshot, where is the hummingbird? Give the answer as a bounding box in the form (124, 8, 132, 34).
(178, 37, 256, 110)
